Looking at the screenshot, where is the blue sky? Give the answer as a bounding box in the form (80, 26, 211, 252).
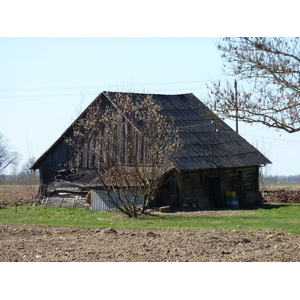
(1, 37, 300, 176)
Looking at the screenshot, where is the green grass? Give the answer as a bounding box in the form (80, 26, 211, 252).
(1, 203, 300, 235)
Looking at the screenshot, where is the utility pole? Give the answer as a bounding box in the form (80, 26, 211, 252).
(234, 79, 238, 133)
(211, 119, 217, 162)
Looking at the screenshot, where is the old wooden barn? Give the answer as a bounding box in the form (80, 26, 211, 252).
(31, 91, 271, 210)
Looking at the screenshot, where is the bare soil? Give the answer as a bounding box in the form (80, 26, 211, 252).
(1, 224, 300, 262)
(263, 187, 300, 203)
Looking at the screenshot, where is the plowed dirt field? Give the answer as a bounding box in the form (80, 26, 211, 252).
(1, 224, 300, 262)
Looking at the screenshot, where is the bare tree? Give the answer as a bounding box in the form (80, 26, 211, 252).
(67, 93, 180, 217)
(0, 132, 20, 174)
(70, 93, 86, 122)
(17, 157, 39, 200)
(18, 157, 39, 184)
(206, 37, 300, 133)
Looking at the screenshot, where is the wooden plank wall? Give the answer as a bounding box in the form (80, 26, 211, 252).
(175, 166, 260, 208)
(40, 115, 154, 171)
(176, 170, 212, 208)
(219, 166, 260, 205)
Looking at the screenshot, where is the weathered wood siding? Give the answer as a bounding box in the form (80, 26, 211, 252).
(220, 166, 260, 207)
(174, 166, 260, 208)
(38, 113, 154, 171)
(41, 197, 90, 209)
(176, 170, 212, 208)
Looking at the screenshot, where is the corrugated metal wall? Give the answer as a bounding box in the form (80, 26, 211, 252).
(91, 189, 143, 211)
(92, 190, 119, 211)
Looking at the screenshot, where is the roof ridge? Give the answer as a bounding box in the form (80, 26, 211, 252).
(103, 91, 194, 97)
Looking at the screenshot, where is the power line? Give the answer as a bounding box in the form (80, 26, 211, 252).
(209, 129, 300, 144)
(0, 92, 98, 99)
(0, 80, 216, 93)
(0, 79, 231, 96)
(0, 86, 210, 99)
(241, 133, 300, 144)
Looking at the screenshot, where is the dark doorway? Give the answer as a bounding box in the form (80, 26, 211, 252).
(208, 177, 225, 207)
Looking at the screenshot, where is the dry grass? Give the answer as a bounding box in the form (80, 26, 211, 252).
(0, 185, 39, 207)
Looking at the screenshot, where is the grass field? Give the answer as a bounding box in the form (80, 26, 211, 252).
(1, 203, 300, 235)
(1, 185, 300, 235)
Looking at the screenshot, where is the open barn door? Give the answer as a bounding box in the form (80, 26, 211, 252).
(208, 177, 225, 207)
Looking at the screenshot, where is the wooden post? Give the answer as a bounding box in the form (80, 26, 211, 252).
(234, 79, 238, 134)
(211, 119, 217, 162)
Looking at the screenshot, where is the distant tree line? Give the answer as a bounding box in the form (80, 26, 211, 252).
(261, 174, 300, 186)
(0, 157, 39, 185)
